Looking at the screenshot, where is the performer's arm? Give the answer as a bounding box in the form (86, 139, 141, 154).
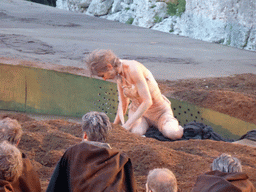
(123, 66, 152, 130)
(114, 80, 129, 125)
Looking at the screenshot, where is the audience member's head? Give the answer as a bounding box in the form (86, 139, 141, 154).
(81, 111, 112, 142)
(146, 168, 177, 192)
(211, 153, 242, 173)
(0, 141, 23, 182)
(0, 118, 22, 146)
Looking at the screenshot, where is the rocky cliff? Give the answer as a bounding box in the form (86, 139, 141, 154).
(56, 0, 255, 51)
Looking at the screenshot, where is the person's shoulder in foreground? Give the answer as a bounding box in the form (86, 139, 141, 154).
(46, 111, 137, 192)
(192, 153, 256, 192)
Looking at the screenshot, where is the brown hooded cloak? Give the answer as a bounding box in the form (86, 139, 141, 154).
(192, 170, 256, 192)
(46, 141, 137, 192)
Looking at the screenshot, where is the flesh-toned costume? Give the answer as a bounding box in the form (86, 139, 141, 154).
(118, 66, 179, 129)
(46, 141, 137, 192)
(191, 170, 256, 192)
(0, 153, 41, 192)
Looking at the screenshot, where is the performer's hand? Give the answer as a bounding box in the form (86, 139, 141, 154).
(113, 118, 121, 125)
(122, 123, 131, 131)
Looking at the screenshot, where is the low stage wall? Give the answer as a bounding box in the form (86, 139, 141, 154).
(1, 63, 255, 140)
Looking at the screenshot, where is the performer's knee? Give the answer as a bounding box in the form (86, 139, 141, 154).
(131, 128, 145, 136)
(161, 122, 183, 140)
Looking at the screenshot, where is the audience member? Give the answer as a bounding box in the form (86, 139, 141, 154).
(0, 141, 23, 191)
(0, 117, 22, 145)
(0, 117, 41, 192)
(146, 168, 177, 192)
(211, 153, 242, 173)
(192, 153, 256, 192)
(46, 111, 137, 192)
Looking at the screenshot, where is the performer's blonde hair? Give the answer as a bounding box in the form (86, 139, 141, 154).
(86, 49, 121, 76)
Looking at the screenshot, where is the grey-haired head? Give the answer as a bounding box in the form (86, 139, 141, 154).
(211, 153, 242, 173)
(82, 111, 112, 142)
(0, 140, 23, 181)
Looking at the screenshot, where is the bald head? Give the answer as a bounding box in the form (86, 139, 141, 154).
(146, 168, 177, 192)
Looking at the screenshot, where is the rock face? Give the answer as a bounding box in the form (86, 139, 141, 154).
(87, 0, 114, 16)
(182, 0, 256, 50)
(56, 0, 256, 51)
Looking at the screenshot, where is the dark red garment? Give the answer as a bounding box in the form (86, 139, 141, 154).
(0, 153, 41, 192)
(0, 180, 14, 192)
(192, 170, 256, 192)
(47, 141, 137, 192)
(11, 153, 41, 192)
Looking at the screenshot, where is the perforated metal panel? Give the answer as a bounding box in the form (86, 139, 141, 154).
(90, 85, 119, 120)
(170, 98, 205, 126)
(169, 98, 256, 140)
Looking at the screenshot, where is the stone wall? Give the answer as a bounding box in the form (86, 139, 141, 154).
(56, 0, 256, 51)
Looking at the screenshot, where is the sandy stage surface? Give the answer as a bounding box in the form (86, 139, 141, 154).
(0, 112, 255, 192)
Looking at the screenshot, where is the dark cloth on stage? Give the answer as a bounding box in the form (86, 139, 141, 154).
(238, 130, 256, 142)
(182, 122, 234, 142)
(145, 122, 235, 142)
(11, 153, 41, 192)
(191, 170, 256, 192)
(46, 141, 137, 192)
